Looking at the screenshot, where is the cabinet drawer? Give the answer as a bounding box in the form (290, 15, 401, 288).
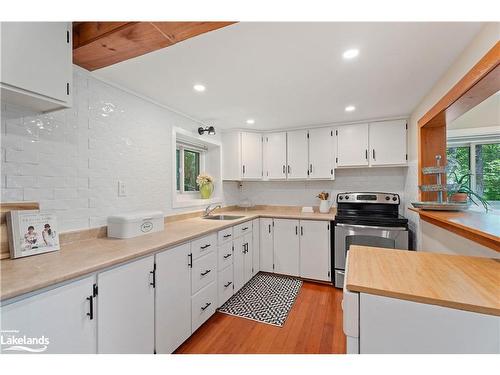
(218, 241, 234, 270)
(191, 233, 217, 260)
(234, 221, 252, 238)
(218, 227, 234, 244)
(218, 265, 234, 307)
(192, 252, 217, 295)
(191, 282, 217, 332)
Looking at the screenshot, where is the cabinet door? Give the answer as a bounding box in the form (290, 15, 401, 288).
(218, 265, 234, 307)
(369, 120, 407, 166)
(241, 132, 263, 179)
(287, 130, 309, 179)
(252, 218, 260, 275)
(233, 236, 245, 292)
(1, 22, 72, 105)
(337, 124, 369, 167)
(155, 244, 191, 354)
(265, 132, 287, 179)
(221, 132, 242, 180)
(309, 128, 334, 179)
(259, 218, 274, 272)
(273, 219, 300, 276)
(299, 220, 330, 281)
(243, 233, 254, 284)
(97, 256, 155, 353)
(1, 276, 96, 354)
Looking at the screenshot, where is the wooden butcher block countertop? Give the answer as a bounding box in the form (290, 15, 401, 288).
(0, 206, 335, 301)
(346, 246, 500, 316)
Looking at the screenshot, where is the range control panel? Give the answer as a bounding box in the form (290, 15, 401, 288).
(336, 192, 400, 205)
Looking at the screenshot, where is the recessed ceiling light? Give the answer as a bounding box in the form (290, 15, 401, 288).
(246, 119, 255, 125)
(342, 49, 359, 59)
(193, 84, 206, 92)
(345, 105, 356, 112)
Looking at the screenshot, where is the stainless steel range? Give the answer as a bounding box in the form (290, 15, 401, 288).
(332, 192, 410, 288)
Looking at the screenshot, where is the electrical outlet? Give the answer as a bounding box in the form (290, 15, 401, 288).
(118, 180, 127, 197)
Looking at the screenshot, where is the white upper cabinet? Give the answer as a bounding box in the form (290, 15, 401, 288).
(308, 128, 335, 179)
(222, 132, 262, 180)
(336, 123, 369, 167)
(0, 22, 72, 112)
(264, 132, 287, 179)
(241, 132, 263, 179)
(287, 130, 309, 179)
(369, 120, 407, 166)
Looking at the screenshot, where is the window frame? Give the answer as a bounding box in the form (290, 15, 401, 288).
(176, 144, 205, 195)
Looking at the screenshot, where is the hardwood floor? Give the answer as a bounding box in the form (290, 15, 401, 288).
(175, 281, 346, 354)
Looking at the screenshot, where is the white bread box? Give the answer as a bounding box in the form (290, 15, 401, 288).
(107, 210, 164, 239)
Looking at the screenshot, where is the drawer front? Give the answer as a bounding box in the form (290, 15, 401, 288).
(217, 265, 234, 307)
(191, 282, 217, 332)
(218, 241, 234, 270)
(234, 221, 253, 238)
(191, 233, 217, 260)
(218, 227, 233, 244)
(192, 252, 217, 295)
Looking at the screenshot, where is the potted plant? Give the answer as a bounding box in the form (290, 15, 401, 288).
(196, 173, 214, 199)
(316, 191, 330, 213)
(447, 171, 490, 211)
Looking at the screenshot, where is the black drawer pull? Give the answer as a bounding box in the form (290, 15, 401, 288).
(223, 253, 232, 259)
(224, 281, 232, 288)
(188, 253, 193, 268)
(201, 269, 211, 276)
(223, 234, 232, 238)
(242, 227, 249, 231)
(200, 244, 211, 249)
(86, 296, 93, 320)
(201, 302, 212, 311)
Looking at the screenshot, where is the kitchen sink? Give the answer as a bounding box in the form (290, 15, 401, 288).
(203, 215, 245, 220)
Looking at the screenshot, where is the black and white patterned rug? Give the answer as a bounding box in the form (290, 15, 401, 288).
(218, 273, 302, 327)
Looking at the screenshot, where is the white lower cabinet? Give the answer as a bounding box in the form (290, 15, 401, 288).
(155, 244, 192, 354)
(191, 252, 217, 295)
(252, 219, 260, 276)
(273, 219, 300, 276)
(260, 218, 274, 272)
(1, 276, 97, 354)
(218, 265, 234, 307)
(97, 256, 155, 354)
(299, 220, 331, 281)
(191, 282, 217, 332)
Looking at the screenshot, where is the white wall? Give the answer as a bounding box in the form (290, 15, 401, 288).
(404, 22, 500, 256)
(1, 66, 239, 232)
(237, 167, 407, 211)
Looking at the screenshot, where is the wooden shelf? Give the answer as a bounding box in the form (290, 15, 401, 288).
(410, 208, 500, 252)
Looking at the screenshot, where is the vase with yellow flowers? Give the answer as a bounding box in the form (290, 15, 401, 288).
(316, 191, 330, 213)
(197, 173, 214, 199)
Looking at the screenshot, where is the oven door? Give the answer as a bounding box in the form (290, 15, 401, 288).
(334, 223, 408, 272)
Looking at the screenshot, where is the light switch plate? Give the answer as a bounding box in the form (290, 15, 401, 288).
(118, 180, 127, 197)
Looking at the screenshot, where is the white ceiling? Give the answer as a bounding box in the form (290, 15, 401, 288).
(93, 22, 483, 131)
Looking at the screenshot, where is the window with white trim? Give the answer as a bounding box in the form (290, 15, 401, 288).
(176, 142, 205, 193)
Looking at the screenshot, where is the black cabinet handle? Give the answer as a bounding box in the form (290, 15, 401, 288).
(242, 165, 246, 175)
(282, 165, 285, 174)
(188, 253, 193, 268)
(223, 234, 232, 238)
(224, 281, 233, 288)
(295, 226, 298, 235)
(149, 265, 156, 288)
(287, 165, 291, 174)
(201, 302, 212, 311)
(268, 224, 271, 233)
(200, 244, 211, 249)
(301, 226, 303, 236)
(242, 227, 249, 231)
(372, 149, 376, 160)
(223, 253, 232, 259)
(309, 164, 313, 173)
(201, 269, 211, 276)
(365, 149, 368, 160)
(86, 296, 93, 320)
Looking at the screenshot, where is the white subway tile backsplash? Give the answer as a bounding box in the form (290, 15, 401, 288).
(5, 148, 38, 164)
(37, 176, 68, 188)
(6, 175, 36, 188)
(24, 188, 55, 201)
(55, 188, 78, 199)
(1, 188, 23, 201)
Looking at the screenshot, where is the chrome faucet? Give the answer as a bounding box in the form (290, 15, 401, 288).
(203, 204, 221, 217)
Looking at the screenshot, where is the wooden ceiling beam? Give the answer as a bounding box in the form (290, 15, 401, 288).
(72, 21, 236, 71)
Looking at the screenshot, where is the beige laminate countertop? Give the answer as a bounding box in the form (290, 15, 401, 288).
(0, 207, 335, 301)
(346, 246, 500, 316)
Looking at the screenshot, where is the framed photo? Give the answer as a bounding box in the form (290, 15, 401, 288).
(6, 210, 60, 259)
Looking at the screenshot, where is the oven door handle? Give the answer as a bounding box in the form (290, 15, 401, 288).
(335, 223, 408, 231)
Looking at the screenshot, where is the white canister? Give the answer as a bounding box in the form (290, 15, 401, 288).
(107, 210, 164, 239)
(319, 200, 330, 213)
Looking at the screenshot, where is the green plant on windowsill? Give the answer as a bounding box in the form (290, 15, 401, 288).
(447, 171, 490, 211)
